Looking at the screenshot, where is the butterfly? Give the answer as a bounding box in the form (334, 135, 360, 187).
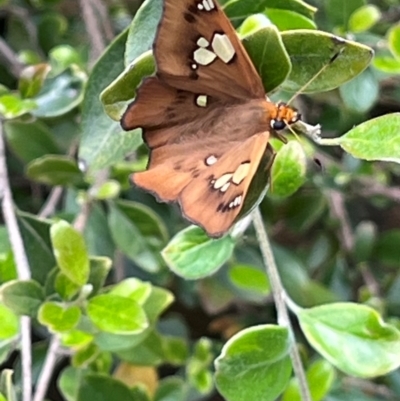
(121, 0, 300, 238)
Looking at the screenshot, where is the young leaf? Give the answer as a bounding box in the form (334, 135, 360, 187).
(215, 325, 292, 401)
(298, 303, 400, 377)
(162, 226, 235, 279)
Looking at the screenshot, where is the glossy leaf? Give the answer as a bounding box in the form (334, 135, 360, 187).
(108, 200, 167, 273)
(32, 67, 86, 117)
(50, 220, 90, 286)
(336, 113, 400, 163)
(298, 303, 400, 377)
(79, 30, 142, 171)
(0, 280, 44, 317)
(264, 9, 316, 31)
(162, 226, 235, 279)
(348, 5, 381, 33)
(0, 94, 36, 119)
(4, 120, 61, 164)
(270, 141, 307, 197)
(0, 304, 19, 339)
(38, 302, 81, 332)
(229, 264, 270, 295)
(87, 294, 148, 334)
(281, 30, 373, 92)
(26, 155, 84, 186)
(215, 325, 292, 401)
(388, 23, 400, 59)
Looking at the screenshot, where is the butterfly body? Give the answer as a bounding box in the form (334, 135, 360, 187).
(121, 0, 300, 237)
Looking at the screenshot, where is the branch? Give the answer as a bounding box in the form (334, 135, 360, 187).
(0, 37, 24, 77)
(252, 208, 311, 401)
(79, 0, 106, 63)
(0, 123, 32, 401)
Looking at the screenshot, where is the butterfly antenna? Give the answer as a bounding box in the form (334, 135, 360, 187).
(286, 49, 343, 106)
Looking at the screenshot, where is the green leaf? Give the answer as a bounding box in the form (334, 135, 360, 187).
(4, 120, 61, 164)
(79, 30, 142, 171)
(282, 359, 336, 401)
(87, 294, 148, 334)
(281, 30, 373, 93)
(264, 9, 316, 31)
(229, 264, 270, 295)
(0, 94, 36, 119)
(324, 0, 366, 27)
(58, 366, 84, 401)
(18, 63, 51, 98)
(224, 0, 316, 24)
(155, 377, 186, 401)
(348, 5, 381, 33)
(298, 303, 400, 377)
(26, 155, 84, 186)
(77, 373, 138, 401)
(388, 23, 400, 59)
(101, 51, 155, 121)
(242, 24, 291, 92)
(339, 68, 378, 113)
(0, 369, 17, 401)
(142, 286, 174, 323)
(111, 278, 152, 305)
(50, 220, 89, 286)
(61, 330, 94, 350)
(270, 141, 306, 197)
(32, 66, 86, 117)
(336, 113, 400, 163)
(108, 200, 167, 273)
(0, 304, 19, 339)
(72, 343, 100, 368)
(54, 272, 80, 300)
(124, 0, 163, 65)
(162, 226, 235, 279)
(88, 257, 112, 296)
(0, 279, 44, 317)
(215, 325, 292, 401)
(372, 55, 400, 73)
(17, 211, 56, 284)
(353, 222, 377, 264)
(38, 302, 81, 332)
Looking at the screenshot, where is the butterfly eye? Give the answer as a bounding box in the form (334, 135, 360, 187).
(271, 119, 286, 131)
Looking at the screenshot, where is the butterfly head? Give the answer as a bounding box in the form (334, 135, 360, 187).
(270, 102, 301, 131)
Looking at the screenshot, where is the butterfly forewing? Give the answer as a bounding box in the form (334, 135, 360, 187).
(154, 0, 265, 100)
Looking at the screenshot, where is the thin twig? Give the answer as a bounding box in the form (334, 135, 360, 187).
(252, 208, 311, 401)
(0, 37, 24, 77)
(89, 0, 114, 41)
(327, 190, 354, 252)
(32, 337, 60, 401)
(79, 0, 106, 63)
(38, 187, 63, 218)
(0, 123, 32, 401)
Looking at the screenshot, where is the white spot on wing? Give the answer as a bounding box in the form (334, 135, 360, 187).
(196, 95, 208, 108)
(202, 0, 210, 10)
(212, 34, 235, 64)
(220, 182, 230, 192)
(197, 3, 204, 10)
(197, 37, 209, 47)
(232, 162, 251, 185)
(191, 63, 198, 70)
(205, 155, 217, 166)
(194, 48, 217, 66)
(207, 0, 215, 9)
(213, 173, 233, 189)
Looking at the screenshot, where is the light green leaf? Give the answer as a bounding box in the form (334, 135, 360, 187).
(87, 294, 148, 334)
(388, 23, 400, 59)
(0, 304, 19, 339)
(215, 325, 292, 401)
(50, 220, 89, 286)
(336, 113, 400, 163)
(162, 226, 235, 279)
(298, 303, 400, 377)
(38, 302, 81, 332)
(348, 5, 381, 33)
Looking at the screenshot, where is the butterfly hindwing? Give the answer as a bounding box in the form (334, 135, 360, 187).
(179, 132, 270, 237)
(154, 0, 265, 100)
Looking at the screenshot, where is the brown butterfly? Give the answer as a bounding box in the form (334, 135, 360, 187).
(121, 0, 300, 238)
